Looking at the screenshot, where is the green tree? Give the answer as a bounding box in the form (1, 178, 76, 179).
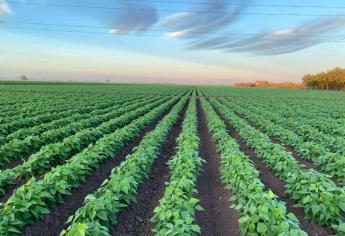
(303, 67, 345, 91)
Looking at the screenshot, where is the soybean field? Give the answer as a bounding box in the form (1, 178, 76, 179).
(0, 83, 344, 236)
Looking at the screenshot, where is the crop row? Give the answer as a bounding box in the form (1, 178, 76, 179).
(220, 97, 345, 186)
(0, 94, 108, 124)
(0, 88, 185, 119)
(0, 92, 73, 113)
(0, 92, 40, 106)
(151, 93, 203, 235)
(0, 95, 146, 146)
(62, 92, 189, 235)
(237, 98, 345, 155)
(196, 87, 345, 100)
(0, 91, 166, 127)
(0, 95, 121, 136)
(0, 92, 185, 235)
(0, 95, 157, 166)
(257, 97, 345, 120)
(268, 101, 345, 137)
(208, 97, 345, 229)
(0, 86, 188, 97)
(0, 90, 182, 123)
(200, 96, 307, 235)
(0, 96, 171, 196)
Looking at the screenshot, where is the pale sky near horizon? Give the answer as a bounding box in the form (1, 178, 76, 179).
(1, 0, 345, 85)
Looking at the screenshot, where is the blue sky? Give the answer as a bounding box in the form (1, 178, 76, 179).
(0, 0, 345, 85)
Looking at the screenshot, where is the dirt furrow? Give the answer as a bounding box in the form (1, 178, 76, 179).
(0, 155, 28, 171)
(195, 99, 241, 236)
(110, 105, 186, 236)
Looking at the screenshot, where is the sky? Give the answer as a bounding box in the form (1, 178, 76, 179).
(0, 0, 345, 85)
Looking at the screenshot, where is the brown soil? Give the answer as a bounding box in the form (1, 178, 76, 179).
(0, 178, 27, 204)
(216, 111, 334, 236)
(21, 102, 178, 236)
(110, 104, 186, 236)
(195, 99, 241, 236)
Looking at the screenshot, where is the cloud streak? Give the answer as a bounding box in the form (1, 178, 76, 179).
(161, 0, 253, 39)
(0, 0, 11, 16)
(187, 17, 345, 55)
(109, 0, 158, 36)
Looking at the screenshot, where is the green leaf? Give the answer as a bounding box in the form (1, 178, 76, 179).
(191, 225, 201, 233)
(338, 223, 345, 232)
(248, 223, 256, 233)
(257, 222, 268, 234)
(311, 204, 321, 215)
(338, 201, 345, 211)
(267, 190, 275, 199)
(96, 210, 108, 221)
(7, 228, 22, 234)
(76, 223, 88, 236)
(287, 213, 298, 222)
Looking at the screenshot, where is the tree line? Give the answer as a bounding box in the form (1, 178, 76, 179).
(303, 67, 345, 90)
(235, 81, 304, 89)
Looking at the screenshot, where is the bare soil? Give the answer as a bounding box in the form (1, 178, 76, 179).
(195, 99, 241, 236)
(110, 104, 186, 236)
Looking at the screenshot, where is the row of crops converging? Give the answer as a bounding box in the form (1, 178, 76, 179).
(0, 84, 344, 235)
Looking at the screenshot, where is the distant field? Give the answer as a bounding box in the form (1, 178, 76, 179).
(0, 83, 344, 236)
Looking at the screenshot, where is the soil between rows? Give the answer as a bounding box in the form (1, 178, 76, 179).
(211, 103, 334, 236)
(195, 99, 241, 236)
(0, 155, 28, 171)
(21, 101, 180, 236)
(0, 176, 26, 204)
(110, 103, 187, 236)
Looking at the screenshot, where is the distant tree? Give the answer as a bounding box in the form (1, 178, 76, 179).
(106, 80, 110, 83)
(303, 67, 345, 90)
(234, 81, 304, 89)
(19, 75, 28, 81)
(303, 74, 318, 89)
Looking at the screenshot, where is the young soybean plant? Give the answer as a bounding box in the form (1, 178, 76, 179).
(210, 97, 345, 229)
(60, 94, 189, 235)
(151, 94, 203, 236)
(200, 96, 307, 236)
(0, 96, 181, 235)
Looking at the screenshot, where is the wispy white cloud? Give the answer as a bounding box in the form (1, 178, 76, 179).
(187, 17, 345, 55)
(109, 0, 158, 36)
(163, 30, 190, 39)
(160, 12, 193, 26)
(160, 0, 253, 38)
(0, 0, 11, 16)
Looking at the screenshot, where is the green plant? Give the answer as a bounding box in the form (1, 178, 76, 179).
(0, 94, 184, 235)
(151, 94, 203, 236)
(200, 96, 306, 236)
(61, 92, 189, 235)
